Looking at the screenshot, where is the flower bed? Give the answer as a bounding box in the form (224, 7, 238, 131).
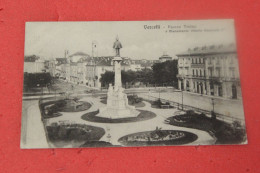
(118, 130, 198, 146)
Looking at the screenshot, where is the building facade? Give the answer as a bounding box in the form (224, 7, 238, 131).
(85, 59, 114, 88)
(177, 45, 242, 99)
(85, 57, 131, 88)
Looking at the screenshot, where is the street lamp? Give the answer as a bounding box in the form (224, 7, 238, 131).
(211, 98, 216, 120)
(181, 89, 183, 110)
(170, 88, 183, 111)
(211, 98, 215, 112)
(158, 88, 161, 100)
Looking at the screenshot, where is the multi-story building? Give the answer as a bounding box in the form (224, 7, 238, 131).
(77, 62, 88, 84)
(70, 63, 78, 83)
(48, 59, 56, 77)
(177, 44, 242, 99)
(85, 57, 130, 88)
(48, 58, 68, 77)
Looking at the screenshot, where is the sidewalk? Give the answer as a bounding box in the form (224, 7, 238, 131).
(21, 101, 49, 148)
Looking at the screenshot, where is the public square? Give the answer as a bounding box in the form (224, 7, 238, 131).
(21, 79, 246, 148)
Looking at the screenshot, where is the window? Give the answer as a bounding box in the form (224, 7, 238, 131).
(209, 68, 213, 77)
(216, 68, 220, 77)
(193, 69, 195, 75)
(230, 69, 235, 78)
(216, 59, 220, 65)
(230, 58, 234, 64)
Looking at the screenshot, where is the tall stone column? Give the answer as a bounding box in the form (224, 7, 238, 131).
(214, 84, 219, 96)
(114, 58, 122, 91)
(237, 85, 242, 99)
(203, 82, 207, 95)
(225, 83, 231, 98)
(198, 83, 201, 94)
(178, 80, 182, 90)
(183, 79, 187, 91)
(206, 81, 211, 95)
(190, 79, 194, 92)
(194, 81, 197, 93)
(222, 82, 228, 98)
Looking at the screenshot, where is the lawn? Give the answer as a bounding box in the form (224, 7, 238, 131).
(46, 122, 105, 148)
(81, 109, 156, 123)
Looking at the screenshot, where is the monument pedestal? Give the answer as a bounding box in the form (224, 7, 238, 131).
(97, 85, 140, 119)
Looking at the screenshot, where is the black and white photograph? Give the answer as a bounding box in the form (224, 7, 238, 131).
(21, 20, 247, 149)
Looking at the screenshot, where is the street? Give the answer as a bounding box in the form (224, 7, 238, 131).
(139, 91, 245, 120)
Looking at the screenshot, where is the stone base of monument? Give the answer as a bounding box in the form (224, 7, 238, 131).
(96, 86, 140, 119)
(98, 107, 140, 119)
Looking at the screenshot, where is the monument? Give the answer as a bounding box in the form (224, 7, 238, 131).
(97, 37, 140, 119)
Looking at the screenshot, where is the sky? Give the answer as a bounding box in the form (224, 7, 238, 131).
(24, 19, 236, 60)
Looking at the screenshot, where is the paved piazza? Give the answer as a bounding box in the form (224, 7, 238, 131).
(22, 94, 216, 148)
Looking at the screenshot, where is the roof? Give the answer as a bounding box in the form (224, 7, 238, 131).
(85, 56, 130, 66)
(177, 44, 237, 56)
(24, 55, 40, 62)
(69, 52, 91, 57)
(55, 58, 68, 65)
(56, 58, 67, 61)
(159, 54, 172, 60)
(96, 59, 113, 66)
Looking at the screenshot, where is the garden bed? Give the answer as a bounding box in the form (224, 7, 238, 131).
(39, 98, 91, 119)
(143, 99, 174, 109)
(166, 111, 247, 144)
(118, 130, 198, 146)
(100, 95, 145, 108)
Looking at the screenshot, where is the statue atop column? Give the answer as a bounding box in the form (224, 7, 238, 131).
(113, 36, 122, 57)
(96, 36, 139, 119)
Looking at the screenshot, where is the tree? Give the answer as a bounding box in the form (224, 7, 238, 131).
(100, 71, 114, 87)
(136, 68, 154, 85)
(152, 60, 178, 86)
(24, 72, 52, 89)
(122, 70, 137, 85)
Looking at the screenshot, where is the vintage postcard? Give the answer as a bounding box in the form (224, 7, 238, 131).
(21, 20, 247, 149)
